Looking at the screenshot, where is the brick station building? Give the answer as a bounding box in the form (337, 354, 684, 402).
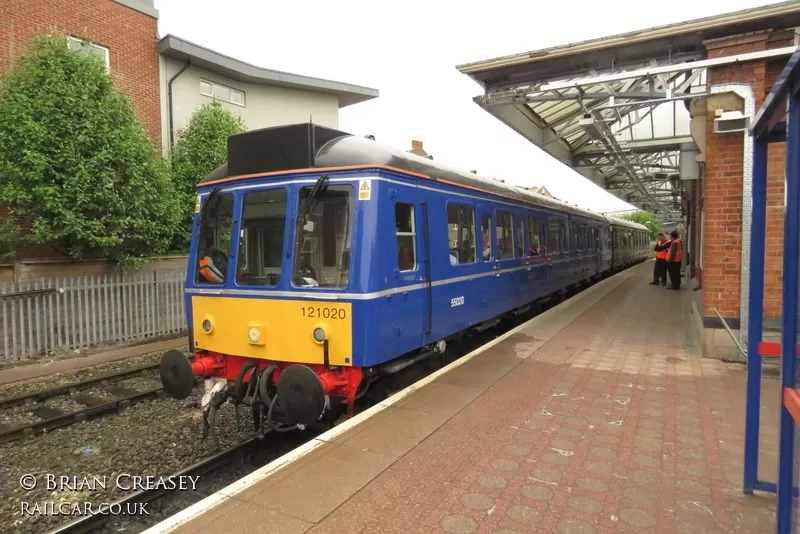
(697, 29, 794, 337)
(0, 0, 162, 143)
(0, 0, 161, 259)
(457, 1, 800, 359)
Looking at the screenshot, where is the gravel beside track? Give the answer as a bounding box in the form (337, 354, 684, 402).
(0, 385, 260, 534)
(0, 360, 169, 444)
(0, 351, 165, 400)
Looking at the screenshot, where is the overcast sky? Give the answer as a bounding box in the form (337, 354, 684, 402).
(155, 0, 775, 214)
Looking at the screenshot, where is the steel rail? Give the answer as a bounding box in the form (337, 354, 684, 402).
(0, 363, 161, 410)
(0, 386, 166, 444)
(47, 436, 262, 534)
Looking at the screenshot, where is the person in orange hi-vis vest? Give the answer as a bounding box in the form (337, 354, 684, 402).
(665, 230, 683, 290)
(650, 232, 670, 286)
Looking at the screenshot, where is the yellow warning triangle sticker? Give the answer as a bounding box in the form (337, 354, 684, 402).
(360, 181, 369, 190)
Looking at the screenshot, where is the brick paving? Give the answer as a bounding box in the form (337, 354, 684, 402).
(167, 263, 780, 534)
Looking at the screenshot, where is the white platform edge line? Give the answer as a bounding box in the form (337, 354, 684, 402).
(141, 267, 636, 534)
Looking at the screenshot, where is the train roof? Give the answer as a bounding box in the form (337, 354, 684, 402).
(199, 123, 648, 231)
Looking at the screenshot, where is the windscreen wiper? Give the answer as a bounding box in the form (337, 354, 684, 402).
(297, 175, 329, 224)
(290, 175, 328, 265)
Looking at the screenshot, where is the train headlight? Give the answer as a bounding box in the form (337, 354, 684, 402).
(312, 327, 326, 343)
(246, 323, 265, 346)
(201, 318, 213, 334)
(248, 327, 261, 343)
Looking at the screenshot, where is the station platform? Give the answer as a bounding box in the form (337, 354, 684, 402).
(147, 262, 780, 534)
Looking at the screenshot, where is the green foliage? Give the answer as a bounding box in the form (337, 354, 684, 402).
(170, 100, 245, 249)
(0, 218, 27, 262)
(0, 32, 180, 267)
(621, 211, 662, 240)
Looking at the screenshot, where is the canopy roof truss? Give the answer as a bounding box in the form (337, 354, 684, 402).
(475, 56, 714, 220)
(456, 2, 800, 221)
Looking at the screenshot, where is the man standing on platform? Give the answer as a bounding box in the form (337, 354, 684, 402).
(666, 230, 683, 290)
(650, 232, 670, 286)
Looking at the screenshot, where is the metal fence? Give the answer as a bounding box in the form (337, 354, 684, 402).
(0, 270, 187, 360)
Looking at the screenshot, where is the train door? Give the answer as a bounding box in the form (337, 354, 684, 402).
(391, 184, 430, 350)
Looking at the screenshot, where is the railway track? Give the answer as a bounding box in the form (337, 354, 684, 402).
(47, 435, 261, 534)
(0, 363, 177, 444)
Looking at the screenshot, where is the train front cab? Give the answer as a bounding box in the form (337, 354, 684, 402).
(162, 170, 378, 428)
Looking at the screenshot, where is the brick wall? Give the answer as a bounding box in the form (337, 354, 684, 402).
(702, 30, 792, 320)
(0, 0, 161, 260)
(0, 0, 161, 145)
(0, 0, 161, 143)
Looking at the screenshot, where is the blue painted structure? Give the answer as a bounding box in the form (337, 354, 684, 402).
(185, 126, 650, 370)
(747, 45, 800, 533)
(187, 166, 650, 369)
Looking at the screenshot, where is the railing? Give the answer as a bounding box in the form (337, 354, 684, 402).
(0, 270, 187, 360)
(747, 45, 800, 534)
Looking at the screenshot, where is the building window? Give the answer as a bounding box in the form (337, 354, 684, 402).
(200, 79, 245, 107)
(67, 36, 109, 71)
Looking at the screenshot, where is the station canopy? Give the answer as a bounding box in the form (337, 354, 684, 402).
(456, 1, 800, 221)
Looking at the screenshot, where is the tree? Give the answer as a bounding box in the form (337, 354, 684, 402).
(0, 33, 180, 268)
(170, 100, 245, 249)
(621, 211, 662, 240)
(0, 218, 27, 262)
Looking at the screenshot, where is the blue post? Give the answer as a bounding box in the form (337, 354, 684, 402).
(777, 91, 800, 534)
(744, 138, 768, 494)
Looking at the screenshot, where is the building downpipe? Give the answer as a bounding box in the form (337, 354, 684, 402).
(710, 83, 755, 359)
(167, 59, 191, 151)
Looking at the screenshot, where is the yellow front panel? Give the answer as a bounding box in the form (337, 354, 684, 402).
(192, 296, 353, 366)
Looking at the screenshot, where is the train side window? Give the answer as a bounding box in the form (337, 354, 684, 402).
(517, 217, 525, 258)
(527, 217, 541, 256)
(547, 220, 560, 255)
(539, 218, 547, 253)
(396, 203, 416, 272)
(560, 223, 569, 253)
(196, 193, 235, 285)
(236, 188, 288, 286)
(446, 203, 476, 265)
(481, 215, 493, 261)
(496, 210, 514, 260)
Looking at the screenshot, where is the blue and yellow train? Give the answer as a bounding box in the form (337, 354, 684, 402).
(160, 123, 650, 431)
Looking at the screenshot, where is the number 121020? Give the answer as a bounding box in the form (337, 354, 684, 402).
(301, 307, 347, 320)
